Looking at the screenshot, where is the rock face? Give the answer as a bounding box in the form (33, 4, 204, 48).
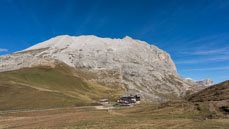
(196, 79, 214, 86)
(186, 78, 214, 87)
(0, 35, 201, 101)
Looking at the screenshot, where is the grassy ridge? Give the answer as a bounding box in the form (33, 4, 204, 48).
(188, 80, 229, 102)
(0, 64, 125, 110)
(186, 80, 229, 118)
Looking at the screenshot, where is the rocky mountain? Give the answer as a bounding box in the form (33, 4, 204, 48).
(0, 35, 201, 101)
(196, 79, 214, 86)
(186, 78, 214, 86)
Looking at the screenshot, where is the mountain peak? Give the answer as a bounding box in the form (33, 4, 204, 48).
(123, 36, 133, 40)
(196, 78, 214, 86)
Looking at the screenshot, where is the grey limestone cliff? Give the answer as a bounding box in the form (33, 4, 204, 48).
(0, 35, 201, 101)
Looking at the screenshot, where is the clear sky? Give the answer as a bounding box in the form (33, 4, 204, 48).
(0, 0, 229, 83)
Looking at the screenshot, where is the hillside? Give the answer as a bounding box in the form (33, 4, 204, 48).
(0, 63, 124, 110)
(187, 80, 229, 118)
(188, 80, 229, 102)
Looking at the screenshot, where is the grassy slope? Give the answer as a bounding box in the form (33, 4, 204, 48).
(186, 80, 229, 118)
(188, 80, 229, 102)
(0, 64, 125, 110)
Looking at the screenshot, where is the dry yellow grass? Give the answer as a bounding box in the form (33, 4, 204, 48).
(0, 102, 229, 129)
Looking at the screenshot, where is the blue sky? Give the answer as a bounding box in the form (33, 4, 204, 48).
(0, 0, 229, 83)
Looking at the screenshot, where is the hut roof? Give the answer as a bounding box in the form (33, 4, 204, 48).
(99, 99, 108, 102)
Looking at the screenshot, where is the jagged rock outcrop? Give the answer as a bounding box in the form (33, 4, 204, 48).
(0, 35, 201, 101)
(186, 78, 214, 87)
(196, 79, 214, 86)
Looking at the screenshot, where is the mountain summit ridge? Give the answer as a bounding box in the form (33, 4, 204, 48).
(0, 35, 201, 101)
(20, 35, 176, 72)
